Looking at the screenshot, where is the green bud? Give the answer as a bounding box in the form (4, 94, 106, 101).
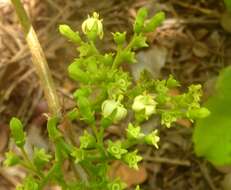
(59, 24, 82, 44)
(71, 148, 85, 163)
(166, 75, 180, 88)
(82, 12, 103, 40)
(108, 179, 127, 190)
(144, 130, 160, 148)
(80, 131, 96, 149)
(107, 140, 127, 159)
(123, 150, 142, 170)
(101, 99, 127, 124)
(161, 112, 177, 128)
(33, 148, 52, 169)
(143, 12, 165, 32)
(4, 151, 20, 167)
(126, 123, 144, 140)
(134, 7, 148, 33)
(187, 107, 210, 119)
(132, 94, 157, 119)
(113, 32, 126, 45)
(9, 117, 26, 148)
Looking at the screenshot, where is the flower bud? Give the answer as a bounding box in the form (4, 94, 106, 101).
(9, 117, 25, 148)
(132, 94, 157, 119)
(144, 130, 160, 148)
(82, 12, 103, 40)
(102, 99, 127, 124)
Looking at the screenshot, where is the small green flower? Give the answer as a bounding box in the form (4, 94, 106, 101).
(80, 131, 96, 149)
(9, 117, 26, 148)
(113, 32, 126, 45)
(71, 148, 85, 163)
(102, 99, 127, 124)
(144, 130, 160, 148)
(161, 112, 177, 128)
(132, 94, 157, 119)
(108, 179, 127, 190)
(4, 151, 20, 167)
(82, 12, 103, 39)
(126, 123, 144, 140)
(33, 148, 52, 169)
(123, 150, 142, 170)
(107, 140, 127, 159)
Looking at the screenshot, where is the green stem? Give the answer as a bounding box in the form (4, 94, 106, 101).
(10, 0, 61, 117)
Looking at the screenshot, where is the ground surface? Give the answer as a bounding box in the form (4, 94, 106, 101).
(0, 0, 231, 189)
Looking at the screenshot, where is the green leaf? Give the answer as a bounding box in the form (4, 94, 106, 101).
(9, 117, 25, 148)
(59, 24, 82, 44)
(143, 12, 165, 33)
(193, 66, 231, 166)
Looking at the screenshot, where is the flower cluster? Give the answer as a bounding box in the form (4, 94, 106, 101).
(5, 8, 209, 190)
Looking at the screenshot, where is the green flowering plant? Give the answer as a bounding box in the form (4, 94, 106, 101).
(5, 8, 209, 190)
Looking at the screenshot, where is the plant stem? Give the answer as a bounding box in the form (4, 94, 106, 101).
(10, 0, 61, 117)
